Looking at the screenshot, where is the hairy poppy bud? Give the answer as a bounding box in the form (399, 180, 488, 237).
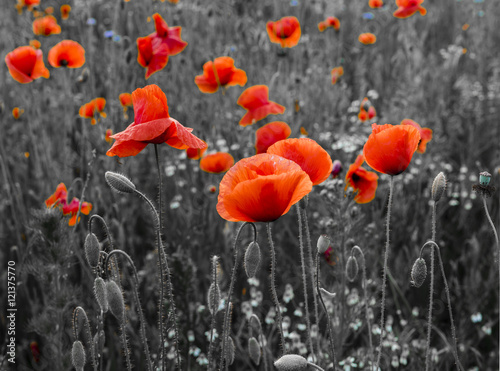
(207, 282, 221, 315)
(84, 233, 100, 269)
(411, 258, 427, 288)
(244, 241, 261, 278)
(94, 277, 108, 313)
(274, 354, 309, 371)
(431, 172, 446, 202)
(249, 314, 262, 333)
(317, 234, 330, 254)
(346, 256, 359, 282)
(105, 171, 136, 194)
(248, 337, 261, 365)
(71, 340, 86, 371)
(106, 280, 124, 320)
(225, 336, 235, 366)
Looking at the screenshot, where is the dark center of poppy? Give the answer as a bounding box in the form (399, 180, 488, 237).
(351, 173, 360, 182)
(60, 59, 68, 67)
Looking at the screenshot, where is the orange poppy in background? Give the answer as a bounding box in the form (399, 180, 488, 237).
(12, 107, 24, 119)
(137, 13, 187, 79)
(195, 57, 247, 93)
(400, 119, 432, 153)
(363, 123, 420, 176)
(186, 140, 207, 159)
(5, 46, 50, 83)
(358, 33, 376, 45)
(358, 108, 368, 122)
(393, 0, 426, 18)
(237, 85, 285, 127)
(369, 0, 384, 8)
(105, 129, 113, 144)
(345, 154, 379, 204)
(216, 154, 312, 222)
(79, 98, 107, 125)
(45, 182, 92, 226)
(45, 183, 68, 208)
(255, 121, 291, 154)
(29, 40, 41, 49)
(60, 4, 71, 19)
(331, 66, 344, 85)
(32, 15, 61, 36)
(119, 93, 133, 107)
(368, 106, 376, 119)
(106, 84, 206, 157)
(318, 16, 340, 32)
(266, 16, 301, 48)
(200, 152, 234, 174)
(16, 0, 40, 13)
(267, 138, 333, 186)
(48, 40, 85, 68)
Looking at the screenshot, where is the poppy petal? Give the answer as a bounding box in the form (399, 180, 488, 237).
(255, 121, 291, 154)
(132, 84, 170, 124)
(200, 152, 234, 174)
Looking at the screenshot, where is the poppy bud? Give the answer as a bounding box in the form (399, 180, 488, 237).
(431, 172, 446, 202)
(411, 258, 427, 288)
(225, 336, 235, 366)
(274, 354, 309, 371)
(104, 171, 136, 194)
(248, 336, 261, 365)
(84, 233, 100, 269)
(331, 160, 342, 179)
(317, 234, 330, 254)
(207, 282, 221, 315)
(94, 277, 108, 313)
(71, 340, 86, 371)
(346, 256, 359, 282)
(244, 241, 261, 278)
(249, 314, 262, 334)
(479, 171, 491, 186)
(106, 280, 124, 320)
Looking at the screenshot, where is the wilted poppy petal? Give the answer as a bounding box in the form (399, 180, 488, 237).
(200, 152, 234, 174)
(255, 121, 291, 154)
(267, 138, 333, 185)
(217, 154, 312, 222)
(363, 123, 420, 175)
(48, 40, 85, 68)
(5, 46, 50, 83)
(345, 154, 378, 204)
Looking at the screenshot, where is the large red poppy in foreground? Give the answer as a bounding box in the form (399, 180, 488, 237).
(267, 138, 333, 186)
(363, 123, 420, 176)
(345, 154, 379, 204)
(5, 46, 50, 83)
(237, 85, 285, 127)
(195, 57, 247, 93)
(106, 84, 206, 157)
(217, 154, 312, 222)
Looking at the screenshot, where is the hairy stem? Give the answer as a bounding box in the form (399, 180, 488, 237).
(208, 256, 219, 371)
(425, 240, 435, 371)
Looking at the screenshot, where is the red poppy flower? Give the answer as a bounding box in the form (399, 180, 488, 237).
(45, 183, 68, 208)
(345, 154, 379, 204)
(267, 138, 333, 186)
(318, 16, 340, 32)
(106, 84, 206, 157)
(331, 66, 344, 85)
(363, 123, 420, 176)
(266, 16, 301, 48)
(368, 106, 376, 119)
(300, 126, 308, 136)
(12, 107, 24, 119)
(16, 0, 40, 13)
(60, 4, 71, 20)
(48, 40, 85, 68)
(393, 0, 426, 19)
(324, 246, 338, 266)
(32, 15, 61, 36)
(369, 0, 384, 8)
(237, 85, 285, 127)
(216, 154, 313, 222)
(400, 119, 432, 154)
(30, 341, 40, 363)
(358, 108, 368, 122)
(358, 33, 376, 45)
(105, 129, 113, 144)
(29, 40, 41, 49)
(255, 121, 291, 154)
(5, 46, 50, 83)
(119, 93, 133, 107)
(79, 98, 107, 125)
(137, 13, 187, 79)
(186, 140, 207, 160)
(45, 183, 92, 226)
(195, 57, 247, 93)
(200, 152, 234, 174)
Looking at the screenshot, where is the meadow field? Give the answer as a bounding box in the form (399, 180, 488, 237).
(0, 0, 499, 370)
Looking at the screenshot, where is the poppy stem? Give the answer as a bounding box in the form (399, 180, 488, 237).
(266, 222, 286, 355)
(295, 204, 314, 358)
(424, 237, 435, 371)
(220, 222, 257, 370)
(375, 175, 394, 369)
(154, 144, 163, 236)
(207, 256, 219, 371)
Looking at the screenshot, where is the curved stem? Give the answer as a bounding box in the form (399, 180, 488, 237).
(295, 205, 314, 358)
(154, 144, 163, 235)
(208, 256, 219, 371)
(307, 362, 326, 371)
(220, 222, 257, 370)
(267, 222, 286, 355)
(376, 175, 394, 368)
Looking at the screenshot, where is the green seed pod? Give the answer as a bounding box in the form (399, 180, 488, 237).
(248, 336, 261, 365)
(104, 171, 137, 194)
(411, 258, 427, 288)
(71, 340, 86, 371)
(244, 241, 261, 278)
(431, 172, 447, 202)
(207, 282, 221, 315)
(106, 280, 124, 320)
(346, 256, 359, 282)
(226, 336, 235, 366)
(84, 233, 100, 269)
(274, 354, 309, 371)
(479, 171, 491, 186)
(317, 234, 330, 254)
(94, 277, 108, 313)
